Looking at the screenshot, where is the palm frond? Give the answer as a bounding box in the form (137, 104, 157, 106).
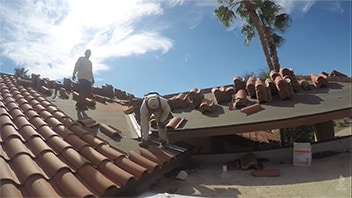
(214, 5, 236, 27)
(275, 13, 292, 32)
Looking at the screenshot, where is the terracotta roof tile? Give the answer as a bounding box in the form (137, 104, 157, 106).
(0, 144, 10, 160)
(19, 103, 34, 112)
(98, 161, 135, 186)
(0, 156, 21, 184)
(46, 117, 63, 129)
(187, 88, 204, 108)
(24, 109, 40, 120)
(37, 151, 71, 178)
(53, 169, 94, 197)
(38, 110, 53, 120)
(37, 125, 58, 140)
(199, 98, 215, 113)
(27, 136, 53, 157)
(148, 147, 175, 162)
(2, 125, 23, 142)
(139, 147, 169, 166)
(231, 89, 248, 109)
(77, 117, 99, 128)
(6, 102, 20, 111)
(233, 76, 246, 93)
(9, 108, 24, 119)
(80, 145, 109, 167)
(5, 137, 33, 158)
(114, 157, 148, 179)
(29, 99, 40, 107)
(298, 79, 312, 90)
(54, 125, 74, 139)
(46, 105, 60, 114)
(240, 103, 263, 115)
(78, 164, 120, 196)
(81, 133, 106, 149)
(33, 103, 46, 113)
(30, 116, 48, 129)
(255, 78, 271, 103)
(99, 123, 122, 137)
(61, 147, 90, 170)
(169, 93, 190, 109)
(12, 153, 49, 183)
(52, 111, 67, 120)
(24, 175, 61, 197)
(64, 135, 89, 151)
(311, 73, 328, 88)
(19, 125, 43, 141)
(0, 72, 192, 196)
(0, 181, 24, 197)
(0, 106, 7, 115)
(96, 144, 125, 161)
(47, 136, 73, 154)
(212, 86, 233, 104)
(70, 124, 91, 137)
(61, 117, 78, 128)
(128, 151, 160, 172)
(13, 115, 32, 130)
(246, 76, 256, 98)
(0, 114, 15, 128)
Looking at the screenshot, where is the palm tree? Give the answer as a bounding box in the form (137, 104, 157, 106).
(215, 0, 291, 72)
(14, 67, 30, 78)
(256, 0, 291, 71)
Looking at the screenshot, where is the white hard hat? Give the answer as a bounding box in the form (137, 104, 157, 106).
(147, 97, 159, 109)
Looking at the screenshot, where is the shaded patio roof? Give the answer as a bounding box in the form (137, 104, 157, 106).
(166, 78, 351, 141)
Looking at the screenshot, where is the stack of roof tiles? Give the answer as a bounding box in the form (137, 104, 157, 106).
(311, 73, 329, 88)
(246, 77, 256, 99)
(218, 68, 335, 112)
(231, 89, 248, 109)
(211, 86, 234, 104)
(199, 98, 215, 113)
(233, 76, 246, 93)
(187, 88, 204, 109)
(0, 73, 178, 197)
(168, 93, 190, 110)
(255, 78, 272, 103)
(167, 88, 215, 114)
(270, 70, 294, 100)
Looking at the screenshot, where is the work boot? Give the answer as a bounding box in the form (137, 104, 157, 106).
(139, 139, 153, 149)
(160, 140, 168, 148)
(75, 104, 88, 111)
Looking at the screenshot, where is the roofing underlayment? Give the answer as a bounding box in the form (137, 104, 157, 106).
(0, 68, 351, 197)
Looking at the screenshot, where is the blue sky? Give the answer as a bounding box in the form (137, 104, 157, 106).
(0, 0, 350, 98)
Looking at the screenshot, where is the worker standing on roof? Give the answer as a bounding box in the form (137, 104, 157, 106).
(72, 49, 94, 111)
(139, 92, 171, 148)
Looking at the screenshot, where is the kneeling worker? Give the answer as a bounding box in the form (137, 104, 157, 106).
(139, 92, 171, 148)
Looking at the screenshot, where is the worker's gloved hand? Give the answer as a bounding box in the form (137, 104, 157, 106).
(158, 121, 167, 128)
(72, 75, 76, 81)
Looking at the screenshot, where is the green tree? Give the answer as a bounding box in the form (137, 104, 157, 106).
(14, 67, 30, 78)
(214, 0, 291, 72)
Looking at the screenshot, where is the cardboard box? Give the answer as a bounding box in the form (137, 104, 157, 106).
(293, 142, 312, 167)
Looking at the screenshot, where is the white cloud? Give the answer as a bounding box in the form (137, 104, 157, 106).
(274, 0, 316, 14)
(325, 1, 345, 14)
(0, 0, 174, 80)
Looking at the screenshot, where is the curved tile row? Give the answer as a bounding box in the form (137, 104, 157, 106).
(0, 73, 177, 197)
